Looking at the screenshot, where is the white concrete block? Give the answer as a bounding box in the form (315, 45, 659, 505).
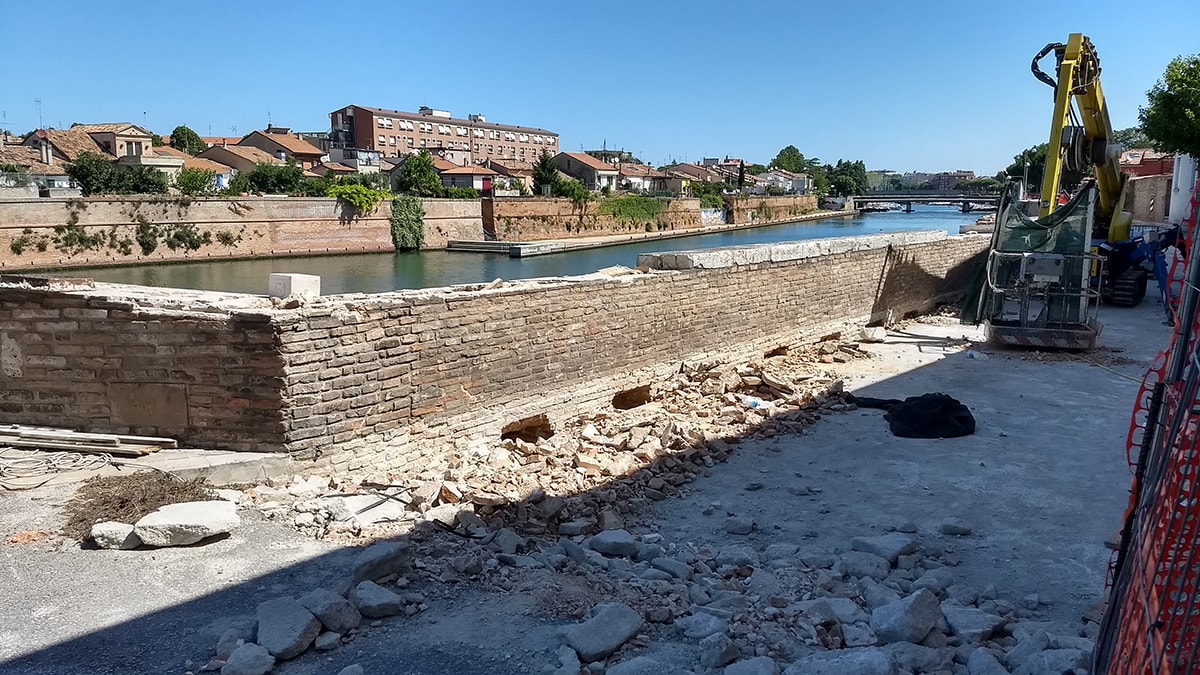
(269, 273, 321, 299)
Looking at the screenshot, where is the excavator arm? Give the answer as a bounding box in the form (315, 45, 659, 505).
(1033, 33, 1132, 242)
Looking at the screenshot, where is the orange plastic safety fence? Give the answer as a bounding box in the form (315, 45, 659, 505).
(1098, 175, 1200, 674)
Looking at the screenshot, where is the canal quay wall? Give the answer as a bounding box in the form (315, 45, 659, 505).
(0, 230, 988, 474)
(482, 197, 704, 240)
(0, 196, 483, 270)
(723, 195, 820, 224)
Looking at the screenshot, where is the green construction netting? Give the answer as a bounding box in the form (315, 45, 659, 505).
(961, 184, 1094, 324)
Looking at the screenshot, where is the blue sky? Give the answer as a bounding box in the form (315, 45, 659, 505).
(1, 0, 1196, 175)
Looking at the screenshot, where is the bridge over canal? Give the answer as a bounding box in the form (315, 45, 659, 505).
(852, 193, 1001, 213)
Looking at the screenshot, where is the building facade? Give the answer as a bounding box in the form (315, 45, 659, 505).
(329, 105, 558, 165)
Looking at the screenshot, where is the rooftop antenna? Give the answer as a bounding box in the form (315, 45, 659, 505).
(267, 111, 272, 127)
(34, 99, 42, 129)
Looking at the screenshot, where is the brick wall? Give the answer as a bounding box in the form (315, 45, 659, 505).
(0, 196, 483, 270)
(483, 197, 702, 240)
(0, 233, 988, 475)
(724, 195, 818, 224)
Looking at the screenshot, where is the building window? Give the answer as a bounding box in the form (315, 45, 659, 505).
(378, 135, 386, 145)
(377, 119, 385, 128)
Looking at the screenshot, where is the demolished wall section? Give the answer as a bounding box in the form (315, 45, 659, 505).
(0, 233, 988, 474)
(0, 285, 287, 452)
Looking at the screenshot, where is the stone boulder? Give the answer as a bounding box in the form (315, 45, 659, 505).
(298, 588, 361, 634)
(565, 602, 643, 662)
(220, 642, 274, 675)
(351, 541, 410, 582)
(349, 581, 404, 619)
(255, 598, 320, 660)
(851, 534, 917, 564)
(588, 530, 640, 558)
(133, 501, 240, 547)
(870, 589, 943, 645)
(784, 647, 898, 674)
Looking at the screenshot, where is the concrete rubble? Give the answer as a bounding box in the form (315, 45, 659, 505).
(171, 327, 1104, 674)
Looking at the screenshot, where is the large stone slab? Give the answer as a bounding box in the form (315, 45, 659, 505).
(870, 589, 943, 645)
(133, 501, 240, 547)
(724, 656, 781, 675)
(941, 603, 1005, 642)
(565, 602, 643, 662)
(851, 534, 917, 564)
(255, 598, 320, 660)
(588, 530, 639, 558)
(351, 541, 410, 582)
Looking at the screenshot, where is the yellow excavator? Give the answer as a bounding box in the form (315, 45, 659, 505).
(966, 34, 1171, 349)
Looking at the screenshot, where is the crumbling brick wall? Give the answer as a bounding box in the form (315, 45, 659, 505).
(0, 233, 987, 474)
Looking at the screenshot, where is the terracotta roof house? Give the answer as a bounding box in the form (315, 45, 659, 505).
(554, 152, 618, 191)
(386, 153, 459, 187)
(618, 163, 668, 192)
(202, 136, 242, 149)
(1120, 148, 1174, 177)
(154, 145, 235, 188)
(197, 145, 285, 174)
(0, 140, 74, 191)
(309, 162, 357, 177)
(440, 164, 497, 191)
(22, 123, 184, 180)
(239, 130, 326, 170)
(662, 162, 726, 184)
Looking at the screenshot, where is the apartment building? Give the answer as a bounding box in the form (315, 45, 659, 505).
(329, 105, 558, 165)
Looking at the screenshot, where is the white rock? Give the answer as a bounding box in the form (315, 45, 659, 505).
(860, 327, 887, 343)
(219, 642, 274, 675)
(870, 589, 943, 645)
(587, 530, 639, 557)
(214, 489, 245, 504)
(287, 475, 328, 499)
(336, 666, 364, 675)
(133, 501, 240, 547)
(90, 521, 141, 550)
(784, 647, 898, 674)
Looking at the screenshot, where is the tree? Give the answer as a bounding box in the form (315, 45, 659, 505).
(553, 178, 591, 204)
(66, 152, 168, 195)
(226, 162, 305, 195)
(150, 134, 164, 147)
(1113, 126, 1151, 150)
(745, 163, 767, 175)
(174, 167, 218, 196)
(830, 175, 858, 197)
(1140, 54, 1200, 158)
(769, 145, 807, 173)
(737, 161, 746, 188)
(170, 125, 208, 156)
(533, 149, 560, 196)
(393, 149, 444, 197)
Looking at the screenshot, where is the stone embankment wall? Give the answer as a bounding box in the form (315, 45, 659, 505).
(724, 195, 818, 224)
(0, 196, 483, 270)
(0, 231, 988, 473)
(482, 197, 702, 240)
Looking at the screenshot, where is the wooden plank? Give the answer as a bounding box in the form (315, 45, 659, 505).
(1, 430, 121, 447)
(0, 425, 178, 448)
(0, 438, 159, 457)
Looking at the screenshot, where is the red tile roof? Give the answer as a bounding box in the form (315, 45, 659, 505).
(562, 152, 617, 172)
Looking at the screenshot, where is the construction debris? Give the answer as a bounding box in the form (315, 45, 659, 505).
(0, 425, 177, 457)
(242, 338, 873, 539)
(62, 473, 216, 541)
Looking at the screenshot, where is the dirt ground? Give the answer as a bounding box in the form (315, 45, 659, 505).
(0, 298, 1170, 674)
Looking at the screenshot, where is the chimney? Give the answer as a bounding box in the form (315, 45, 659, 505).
(40, 139, 52, 166)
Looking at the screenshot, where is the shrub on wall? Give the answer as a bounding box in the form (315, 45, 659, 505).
(445, 187, 480, 199)
(327, 183, 391, 217)
(598, 195, 663, 228)
(390, 196, 425, 251)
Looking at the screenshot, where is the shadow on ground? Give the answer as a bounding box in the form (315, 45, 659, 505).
(0, 300, 1164, 675)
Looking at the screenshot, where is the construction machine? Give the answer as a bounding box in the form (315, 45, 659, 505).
(965, 34, 1176, 349)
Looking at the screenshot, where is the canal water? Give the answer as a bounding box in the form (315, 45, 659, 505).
(55, 206, 979, 295)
